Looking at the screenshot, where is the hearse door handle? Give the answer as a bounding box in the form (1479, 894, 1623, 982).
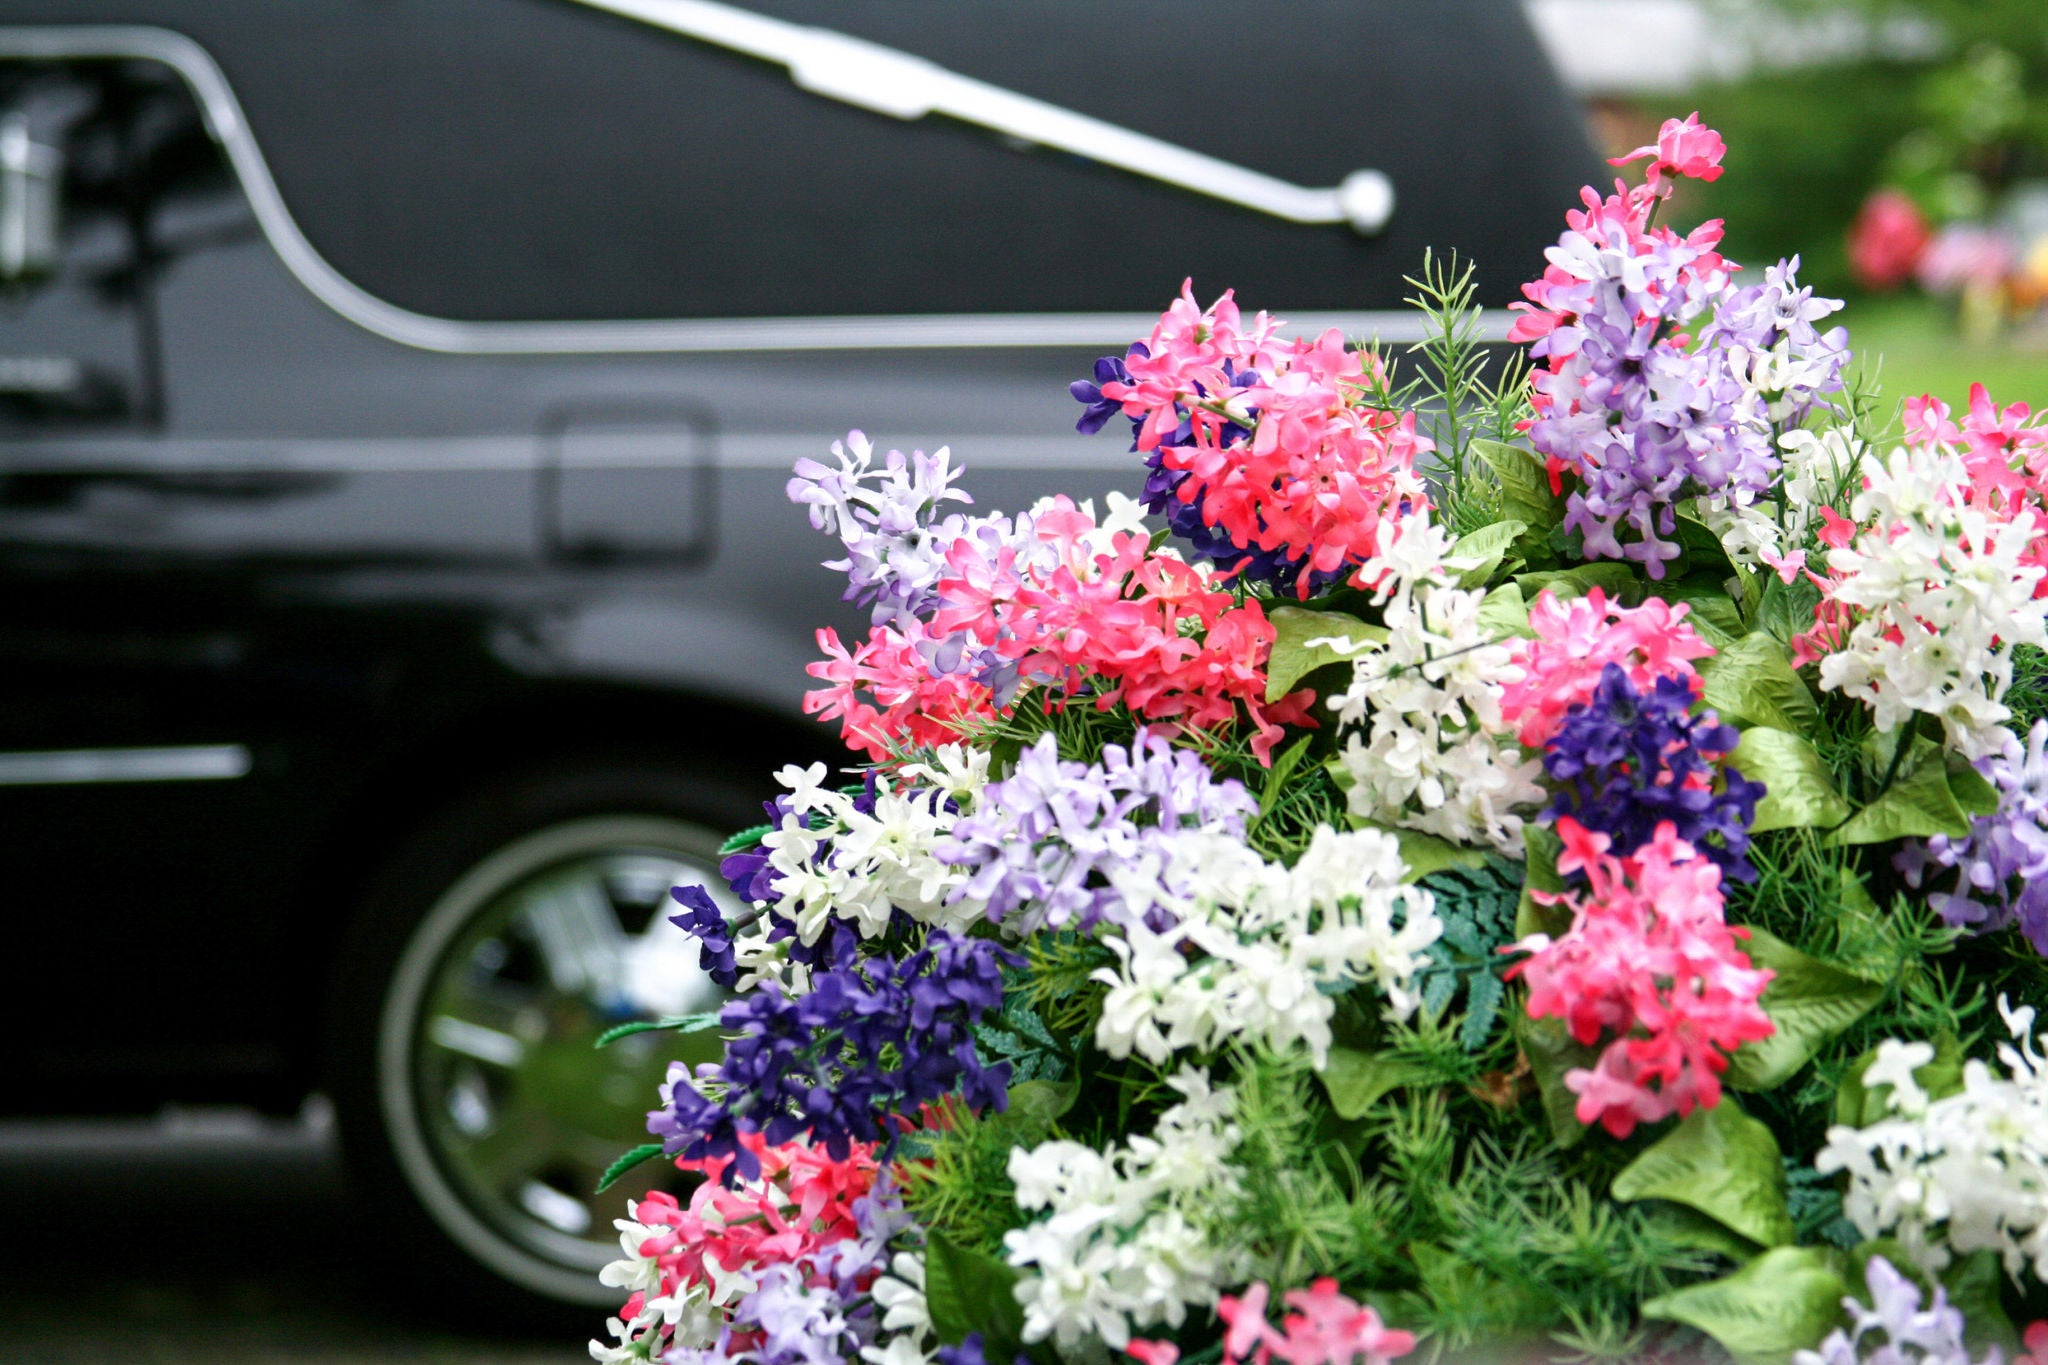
(566, 0, 1395, 234)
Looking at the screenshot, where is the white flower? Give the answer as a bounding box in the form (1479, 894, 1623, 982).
(870, 1251, 933, 1339)
(1089, 826, 1440, 1069)
(1005, 1067, 1248, 1351)
(731, 757, 991, 990)
(1324, 513, 1545, 854)
(1815, 443, 2048, 759)
(1817, 997, 2048, 1282)
(1700, 425, 1863, 571)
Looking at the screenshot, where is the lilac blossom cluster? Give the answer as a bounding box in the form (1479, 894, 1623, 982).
(649, 928, 1018, 1182)
(788, 430, 1032, 642)
(1896, 719, 2048, 954)
(1698, 255, 1853, 427)
(1521, 199, 1766, 576)
(940, 730, 1259, 934)
(1792, 1255, 1997, 1365)
(1542, 665, 1764, 882)
(698, 1180, 914, 1365)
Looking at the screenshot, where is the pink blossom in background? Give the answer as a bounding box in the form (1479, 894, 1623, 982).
(1847, 190, 1932, 291)
(1918, 223, 2016, 294)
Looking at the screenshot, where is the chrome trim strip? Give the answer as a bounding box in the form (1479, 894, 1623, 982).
(0, 26, 1515, 355)
(0, 744, 252, 785)
(567, 0, 1393, 232)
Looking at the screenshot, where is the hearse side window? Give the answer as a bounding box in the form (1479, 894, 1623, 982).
(0, 60, 156, 430)
(0, 58, 253, 434)
(217, 0, 1574, 323)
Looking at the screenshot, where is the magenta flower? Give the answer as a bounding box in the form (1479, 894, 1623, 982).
(1609, 111, 1727, 195)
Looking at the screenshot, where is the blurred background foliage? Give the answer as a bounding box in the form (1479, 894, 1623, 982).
(1571, 0, 2048, 410)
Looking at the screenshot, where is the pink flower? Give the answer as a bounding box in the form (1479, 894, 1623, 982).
(2016, 1320, 2048, 1365)
(1608, 111, 1727, 194)
(804, 623, 998, 761)
(1918, 223, 2016, 294)
(1219, 1278, 1417, 1365)
(1848, 190, 1932, 291)
(1497, 588, 1714, 747)
(1126, 1344, 1182, 1365)
(1100, 281, 1434, 598)
(1505, 819, 1775, 1138)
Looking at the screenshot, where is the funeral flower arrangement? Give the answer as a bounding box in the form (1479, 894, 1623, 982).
(590, 116, 2048, 1365)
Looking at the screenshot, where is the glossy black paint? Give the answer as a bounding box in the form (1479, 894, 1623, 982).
(0, 0, 1597, 1114)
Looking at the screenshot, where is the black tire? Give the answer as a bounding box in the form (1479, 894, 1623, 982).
(326, 757, 756, 1327)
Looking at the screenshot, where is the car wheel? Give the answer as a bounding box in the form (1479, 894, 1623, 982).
(327, 762, 753, 1322)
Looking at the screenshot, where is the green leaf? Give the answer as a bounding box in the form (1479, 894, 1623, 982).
(1472, 438, 1564, 540)
(1515, 561, 1638, 604)
(596, 1143, 665, 1194)
(1700, 633, 1820, 733)
(595, 1012, 724, 1048)
(1476, 581, 1532, 640)
(924, 1231, 1034, 1358)
(1651, 1205, 1767, 1264)
(1829, 736, 1974, 845)
(1947, 757, 2001, 817)
(1726, 929, 1886, 1092)
(1642, 1246, 1849, 1362)
(1318, 1045, 1432, 1118)
(1391, 827, 1491, 882)
(1658, 573, 1747, 648)
(1834, 1034, 1966, 1129)
(1266, 606, 1376, 702)
(718, 823, 773, 856)
(1733, 728, 1853, 834)
(1258, 734, 1316, 821)
(1447, 518, 1529, 589)
(1460, 970, 1506, 1051)
(1513, 1010, 1596, 1148)
(1513, 823, 1569, 940)
(998, 1078, 1079, 1145)
(1940, 1250, 2021, 1354)
(1612, 1101, 1797, 1248)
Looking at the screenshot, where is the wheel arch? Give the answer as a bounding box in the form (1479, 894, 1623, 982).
(285, 676, 837, 1094)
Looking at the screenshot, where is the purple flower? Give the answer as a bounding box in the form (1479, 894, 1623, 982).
(1896, 719, 2048, 956)
(668, 883, 740, 989)
(941, 730, 1257, 934)
(1543, 665, 1764, 881)
(1522, 225, 1805, 577)
(1794, 1255, 1996, 1365)
(648, 929, 1020, 1182)
(937, 1335, 1029, 1365)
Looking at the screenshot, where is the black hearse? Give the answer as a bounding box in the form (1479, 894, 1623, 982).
(0, 0, 1594, 1316)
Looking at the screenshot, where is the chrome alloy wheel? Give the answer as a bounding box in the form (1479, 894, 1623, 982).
(375, 815, 740, 1305)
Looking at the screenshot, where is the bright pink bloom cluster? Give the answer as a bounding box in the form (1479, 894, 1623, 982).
(1506, 819, 1775, 1138)
(933, 499, 1316, 761)
(1608, 111, 1727, 196)
(1097, 281, 1433, 598)
(1498, 588, 1715, 748)
(1198, 1279, 1416, 1365)
(602, 1134, 883, 1361)
(807, 622, 998, 760)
